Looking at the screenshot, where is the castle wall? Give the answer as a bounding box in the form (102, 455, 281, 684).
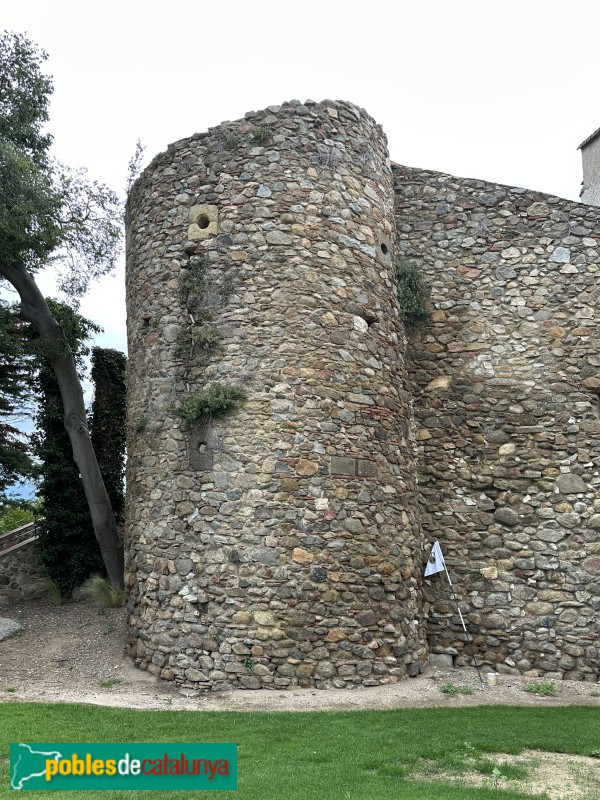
(125, 101, 427, 691)
(394, 165, 600, 679)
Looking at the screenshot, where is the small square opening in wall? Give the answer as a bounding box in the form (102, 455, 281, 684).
(376, 235, 392, 266)
(189, 425, 219, 471)
(188, 205, 218, 240)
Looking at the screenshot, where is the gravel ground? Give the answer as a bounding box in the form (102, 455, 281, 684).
(1, 598, 599, 712)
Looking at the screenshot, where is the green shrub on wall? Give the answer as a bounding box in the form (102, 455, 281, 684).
(396, 260, 430, 329)
(174, 383, 246, 426)
(175, 325, 222, 365)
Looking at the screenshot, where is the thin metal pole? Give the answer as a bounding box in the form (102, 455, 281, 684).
(443, 565, 486, 689)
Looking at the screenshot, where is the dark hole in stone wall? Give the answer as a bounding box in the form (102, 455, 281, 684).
(362, 311, 379, 326)
(376, 235, 392, 265)
(189, 425, 214, 471)
(197, 214, 210, 230)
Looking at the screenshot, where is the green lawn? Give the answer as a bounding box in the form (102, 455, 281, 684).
(1, 703, 599, 799)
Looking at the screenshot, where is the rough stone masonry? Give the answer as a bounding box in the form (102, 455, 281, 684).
(396, 165, 600, 682)
(125, 99, 600, 690)
(125, 100, 427, 690)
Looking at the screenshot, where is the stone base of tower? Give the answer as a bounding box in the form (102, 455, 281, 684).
(126, 596, 428, 692)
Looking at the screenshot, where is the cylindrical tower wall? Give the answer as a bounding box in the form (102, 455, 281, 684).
(125, 99, 426, 690)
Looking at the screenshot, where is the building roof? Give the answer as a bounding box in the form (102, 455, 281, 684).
(578, 125, 600, 150)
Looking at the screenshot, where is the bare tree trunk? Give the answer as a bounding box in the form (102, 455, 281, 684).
(0, 261, 124, 588)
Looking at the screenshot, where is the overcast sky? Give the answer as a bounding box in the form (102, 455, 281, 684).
(4, 0, 600, 358)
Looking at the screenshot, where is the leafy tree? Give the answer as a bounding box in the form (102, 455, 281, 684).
(0, 423, 30, 492)
(90, 348, 126, 523)
(0, 31, 123, 586)
(0, 301, 35, 494)
(0, 497, 42, 534)
(31, 302, 103, 595)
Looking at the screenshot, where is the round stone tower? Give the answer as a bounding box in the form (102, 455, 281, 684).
(125, 99, 426, 690)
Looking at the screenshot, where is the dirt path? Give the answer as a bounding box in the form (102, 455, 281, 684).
(1, 598, 599, 712)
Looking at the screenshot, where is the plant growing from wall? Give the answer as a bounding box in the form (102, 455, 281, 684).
(125, 138, 145, 196)
(174, 325, 222, 366)
(173, 383, 246, 426)
(181, 254, 234, 314)
(178, 254, 219, 365)
(133, 416, 147, 436)
(175, 252, 246, 427)
(250, 125, 271, 145)
(216, 131, 240, 151)
(90, 348, 127, 522)
(396, 259, 430, 329)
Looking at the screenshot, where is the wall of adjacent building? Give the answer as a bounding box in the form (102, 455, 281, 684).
(394, 164, 600, 680)
(581, 136, 600, 206)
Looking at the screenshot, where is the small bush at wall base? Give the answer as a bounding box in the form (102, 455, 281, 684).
(396, 259, 430, 329)
(81, 576, 125, 609)
(173, 383, 246, 426)
(41, 577, 62, 607)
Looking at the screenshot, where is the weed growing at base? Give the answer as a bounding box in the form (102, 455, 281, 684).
(99, 678, 120, 690)
(524, 681, 557, 697)
(440, 683, 475, 697)
(81, 576, 125, 608)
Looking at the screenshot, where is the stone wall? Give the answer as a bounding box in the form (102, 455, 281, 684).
(0, 539, 45, 604)
(394, 164, 600, 680)
(125, 100, 427, 691)
(126, 99, 600, 688)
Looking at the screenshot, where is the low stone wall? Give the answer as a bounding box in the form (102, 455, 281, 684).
(394, 164, 600, 680)
(0, 540, 45, 605)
